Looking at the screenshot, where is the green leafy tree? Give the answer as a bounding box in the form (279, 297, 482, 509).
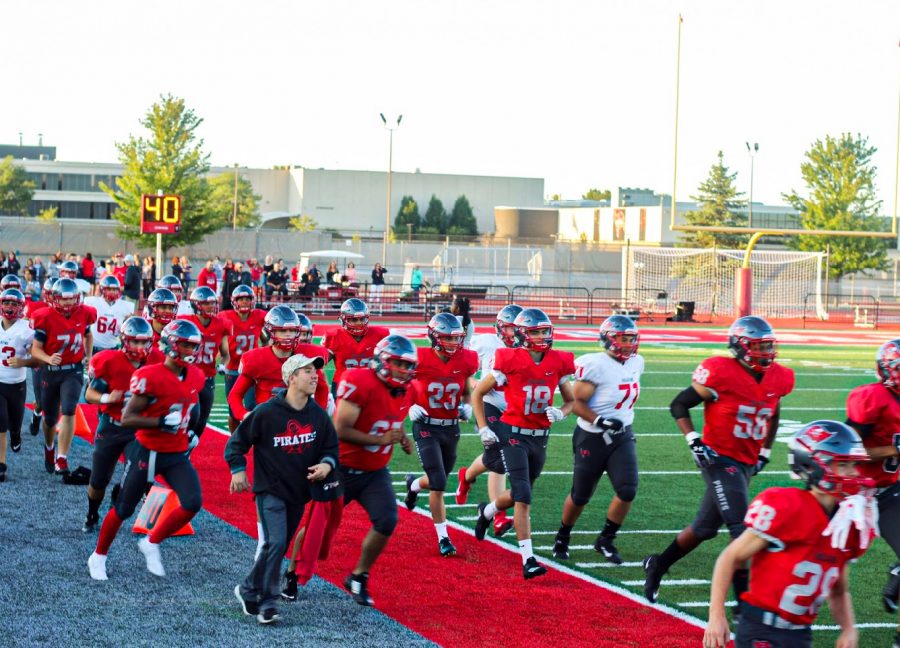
(679, 151, 748, 249)
(447, 195, 478, 235)
(208, 169, 261, 229)
(393, 195, 421, 236)
(0, 156, 35, 215)
(582, 188, 611, 201)
(37, 206, 58, 223)
(100, 95, 219, 251)
(422, 194, 448, 233)
(784, 133, 888, 280)
(288, 215, 318, 232)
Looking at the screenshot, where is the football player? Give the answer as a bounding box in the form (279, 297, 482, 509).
(293, 312, 333, 413)
(84, 276, 135, 353)
(322, 298, 390, 396)
(30, 278, 97, 476)
(0, 289, 36, 481)
(219, 285, 266, 432)
(335, 335, 415, 606)
(471, 308, 575, 579)
(177, 286, 231, 437)
(552, 315, 643, 564)
(704, 421, 876, 648)
(455, 304, 522, 538)
(643, 316, 795, 606)
(0, 274, 22, 291)
(846, 339, 900, 648)
(145, 288, 178, 345)
(403, 313, 479, 557)
(82, 317, 164, 532)
(59, 259, 91, 295)
(24, 279, 54, 437)
(157, 274, 193, 316)
(87, 319, 206, 581)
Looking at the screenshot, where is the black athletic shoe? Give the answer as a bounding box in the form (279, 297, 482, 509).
(281, 570, 298, 601)
(642, 554, 664, 603)
(552, 533, 570, 560)
(883, 563, 900, 614)
(594, 535, 624, 565)
(404, 473, 418, 511)
(234, 585, 260, 617)
(438, 537, 457, 557)
(257, 608, 280, 625)
(0, 463, 6, 483)
(345, 572, 374, 607)
(29, 414, 41, 437)
(82, 512, 100, 533)
(474, 502, 490, 541)
(523, 557, 547, 580)
(10, 426, 21, 453)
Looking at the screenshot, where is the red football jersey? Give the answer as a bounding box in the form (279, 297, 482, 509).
(229, 346, 291, 420)
(178, 314, 232, 377)
(846, 382, 900, 488)
(294, 341, 330, 410)
(742, 487, 871, 625)
(89, 348, 164, 419)
(129, 363, 205, 453)
(25, 300, 48, 319)
(322, 325, 390, 386)
(220, 309, 266, 371)
(691, 356, 794, 465)
(413, 347, 478, 419)
(337, 367, 412, 471)
(32, 304, 97, 364)
(493, 347, 575, 429)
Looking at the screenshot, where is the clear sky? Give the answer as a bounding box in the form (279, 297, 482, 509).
(4, 0, 899, 210)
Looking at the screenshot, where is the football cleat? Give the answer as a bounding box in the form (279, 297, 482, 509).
(54, 456, 70, 476)
(438, 537, 457, 557)
(523, 557, 547, 580)
(493, 513, 514, 538)
(257, 608, 280, 625)
(883, 563, 900, 614)
(234, 585, 260, 616)
(138, 536, 166, 577)
(30, 414, 41, 436)
(344, 572, 374, 607)
(474, 502, 490, 541)
(594, 535, 624, 565)
(44, 446, 55, 473)
(642, 554, 664, 603)
(403, 473, 418, 511)
(82, 512, 100, 533)
(552, 534, 570, 560)
(281, 570, 298, 602)
(455, 467, 472, 505)
(87, 552, 108, 581)
(10, 425, 21, 453)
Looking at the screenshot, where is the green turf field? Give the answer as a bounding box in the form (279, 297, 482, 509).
(207, 340, 897, 647)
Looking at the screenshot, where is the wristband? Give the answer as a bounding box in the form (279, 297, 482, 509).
(100, 393, 110, 404)
(158, 416, 166, 428)
(759, 447, 772, 459)
(685, 431, 701, 444)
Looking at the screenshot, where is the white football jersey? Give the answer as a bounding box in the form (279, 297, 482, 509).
(84, 296, 135, 350)
(574, 351, 645, 430)
(469, 333, 507, 410)
(0, 319, 36, 383)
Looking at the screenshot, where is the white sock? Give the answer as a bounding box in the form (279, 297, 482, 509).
(518, 538, 533, 564)
(434, 522, 448, 540)
(46, 443, 55, 451)
(57, 453, 67, 460)
(410, 478, 422, 493)
(483, 502, 498, 520)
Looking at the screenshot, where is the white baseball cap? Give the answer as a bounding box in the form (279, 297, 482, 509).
(281, 354, 325, 385)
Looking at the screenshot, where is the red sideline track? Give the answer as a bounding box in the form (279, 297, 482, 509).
(73, 405, 705, 647)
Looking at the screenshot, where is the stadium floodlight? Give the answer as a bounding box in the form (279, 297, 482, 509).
(380, 113, 403, 265)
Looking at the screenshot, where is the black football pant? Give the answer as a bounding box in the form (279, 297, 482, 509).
(41, 367, 83, 427)
(569, 424, 639, 506)
(690, 455, 754, 541)
(481, 403, 508, 475)
(115, 441, 202, 520)
(89, 414, 134, 490)
(0, 380, 26, 435)
(500, 431, 548, 505)
(412, 422, 460, 492)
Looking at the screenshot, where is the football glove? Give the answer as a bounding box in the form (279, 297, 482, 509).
(752, 448, 771, 476)
(592, 416, 623, 432)
(187, 429, 200, 451)
(479, 426, 499, 446)
(409, 404, 428, 422)
(686, 432, 718, 469)
(458, 403, 473, 421)
(158, 405, 183, 434)
(216, 363, 227, 376)
(545, 406, 565, 423)
(326, 392, 336, 416)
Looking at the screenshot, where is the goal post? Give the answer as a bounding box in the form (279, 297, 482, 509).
(622, 246, 825, 320)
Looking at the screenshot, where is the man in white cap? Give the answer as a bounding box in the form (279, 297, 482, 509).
(225, 353, 339, 625)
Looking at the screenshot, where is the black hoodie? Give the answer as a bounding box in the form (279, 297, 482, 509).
(224, 393, 338, 504)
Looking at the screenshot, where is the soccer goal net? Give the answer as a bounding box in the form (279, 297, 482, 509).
(622, 247, 825, 319)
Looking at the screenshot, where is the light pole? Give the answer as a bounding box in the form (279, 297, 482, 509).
(232, 163, 239, 231)
(745, 142, 758, 228)
(380, 113, 402, 266)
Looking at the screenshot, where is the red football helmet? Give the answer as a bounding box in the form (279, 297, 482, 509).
(0, 288, 26, 321)
(340, 298, 369, 336)
(427, 312, 465, 356)
(876, 340, 900, 394)
(599, 315, 639, 362)
(372, 335, 418, 387)
(790, 420, 873, 499)
(495, 304, 523, 348)
(99, 275, 122, 304)
(146, 288, 178, 325)
(513, 308, 553, 352)
(231, 284, 256, 315)
(264, 306, 301, 351)
(159, 320, 203, 368)
(51, 278, 82, 317)
(728, 316, 777, 373)
(190, 286, 219, 319)
(120, 316, 154, 362)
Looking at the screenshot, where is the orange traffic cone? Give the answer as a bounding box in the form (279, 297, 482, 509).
(132, 485, 195, 537)
(73, 405, 91, 438)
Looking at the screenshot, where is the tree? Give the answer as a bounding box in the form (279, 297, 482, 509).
(0, 156, 35, 215)
(784, 133, 888, 280)
(100, 95, 218, 251)
(679, 151, 748, 249)
(36, 206, 58, 223)
(393, 195, 421, 236)
(208, 170, 261, 229)
(447, 195, 478, 235)
(582, 188, 611, 201)
(288, 215, 318, 232)
(422, 194, 448, 233)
